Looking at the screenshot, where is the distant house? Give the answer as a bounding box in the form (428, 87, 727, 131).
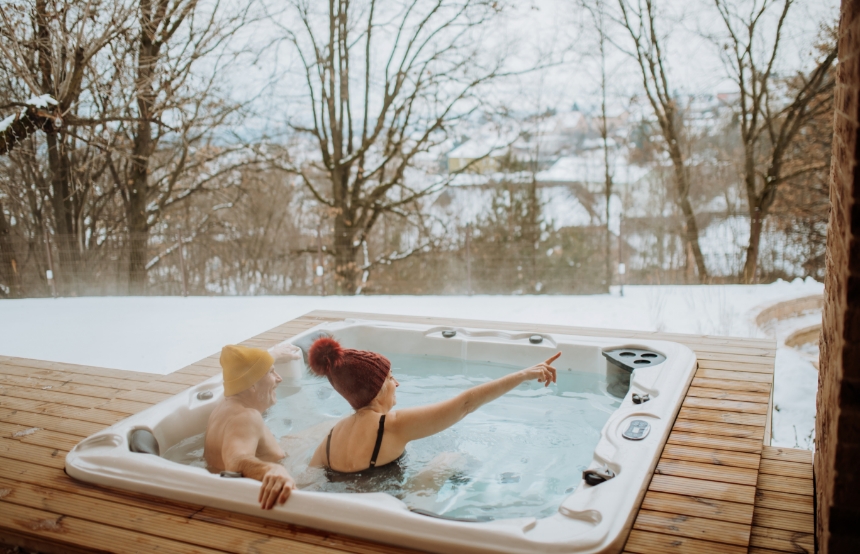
(446, 140, 509, 173)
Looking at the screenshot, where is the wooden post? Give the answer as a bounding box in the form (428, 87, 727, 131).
(816, 2, 860, 550)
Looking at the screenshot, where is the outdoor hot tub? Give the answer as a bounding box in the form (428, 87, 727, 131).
(65, 318, 697, 554)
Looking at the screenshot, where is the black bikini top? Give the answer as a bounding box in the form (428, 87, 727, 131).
(326, 414, 388, 472)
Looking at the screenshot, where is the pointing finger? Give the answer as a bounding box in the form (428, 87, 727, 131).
(544, 352, 561, 365)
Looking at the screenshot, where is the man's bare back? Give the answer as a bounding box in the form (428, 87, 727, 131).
(204, 398, 285, 471)
(203, 343, 302, 509)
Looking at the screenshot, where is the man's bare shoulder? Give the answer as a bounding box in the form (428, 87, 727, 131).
(210, 400, 265, 434)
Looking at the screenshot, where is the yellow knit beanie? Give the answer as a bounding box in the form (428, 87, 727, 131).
(220, 345, 274, 396)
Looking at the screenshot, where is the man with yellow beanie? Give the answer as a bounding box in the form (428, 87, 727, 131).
(204, 340, 302, 510)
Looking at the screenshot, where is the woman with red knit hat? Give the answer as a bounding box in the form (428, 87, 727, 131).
(307, 336, 559, 475)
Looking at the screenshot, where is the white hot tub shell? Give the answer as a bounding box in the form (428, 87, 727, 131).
(65, 319, 697, 554)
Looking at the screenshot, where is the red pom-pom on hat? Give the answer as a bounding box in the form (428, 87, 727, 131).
(308, 336, 343, 377)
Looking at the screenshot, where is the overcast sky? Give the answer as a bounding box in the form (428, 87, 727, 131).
(220, 0, 839, 137)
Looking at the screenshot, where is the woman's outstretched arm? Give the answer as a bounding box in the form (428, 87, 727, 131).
(388, 353, 559, 443)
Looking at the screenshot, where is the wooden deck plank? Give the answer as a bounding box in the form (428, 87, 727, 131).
(667, 431, 764, 454)
(0, 501, 227, 554)
(759, 459, 813, 480)
(752, 506, 814, 534)
(682, 396, 769, 415)
(114, 388, 175, 404)
(749, 525, 814, 553)
(696, 359, 775, 373)
(0, 477, 359, 554)
(135, 379, 193, 395)
(756, 473, 814, 497)
(624, 529, 748, 554)
(672, 419, 765, 441)
(632, 509, 751, 547)
(676, 406, 768, 427)
(0, 407, 105, 437)
(659, 444, 761, 469)
(0, 395, 128, 426)
(690, 376, 773, 393)
(0, 373, 123, 399)
(685, 386, 771, 404)
(754, 490, 814, 515)
(0, 422, 81, 452)
(0, 458, 419, 554)
(0, 436, 67, 469)
(0, 364, 141, 391)
(655, 459, 759, 486)
(695, 368, 773, 383)
(0, 385, 121, 410)
(640, 491, 754, 524)
(97, 397, 156, 414)
(0, 358, 154, 382)
(647, 474, 757, 504)
(153, 372, 213, 386)
(760, 446, 812, 464)
(693, 351, 776, 364)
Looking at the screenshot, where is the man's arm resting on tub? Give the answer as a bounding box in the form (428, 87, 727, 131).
(221, 409, 296, 509)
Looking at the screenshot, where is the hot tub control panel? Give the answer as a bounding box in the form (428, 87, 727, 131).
(622, 420, 651, 440)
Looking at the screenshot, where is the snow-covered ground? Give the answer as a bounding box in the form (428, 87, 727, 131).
(0, 279, 823, 449)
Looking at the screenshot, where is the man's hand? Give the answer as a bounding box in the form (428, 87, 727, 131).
(269, 340, 302, 363)
(259, 464, 295, 510)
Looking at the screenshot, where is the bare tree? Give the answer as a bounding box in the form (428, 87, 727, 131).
(279, 0, 511, 294)
(0, 1, 133, 292)
(580, 0, 616, 289)
(615, 0, 709, 281)
(105, 0, 254, 293)
(712, 0, 836, 283)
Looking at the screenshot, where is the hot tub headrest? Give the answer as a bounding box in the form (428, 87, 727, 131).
(293, 330, 333, 365)
(129, 429, 160, 456)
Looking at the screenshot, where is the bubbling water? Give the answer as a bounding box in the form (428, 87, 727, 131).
(163, 353, 620, 520)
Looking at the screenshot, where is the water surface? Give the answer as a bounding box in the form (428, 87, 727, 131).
(164, 352, 620, 520)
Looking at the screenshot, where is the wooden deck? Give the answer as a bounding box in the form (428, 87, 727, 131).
(0, 310, 814, 553)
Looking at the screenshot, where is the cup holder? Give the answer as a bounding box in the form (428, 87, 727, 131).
(602, 348, 666, 372)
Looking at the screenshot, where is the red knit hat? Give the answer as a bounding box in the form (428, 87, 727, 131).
(308, 337, 390, 409)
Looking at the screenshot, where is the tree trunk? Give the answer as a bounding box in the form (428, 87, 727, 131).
(36, 0, 81, 295)
(0, 200, 21, 297)
(333, 214, 359, 294)
(127, 2, 158, 295)
(742, 206, 764, 283)
(667, 142, 708, 282)
(742, 156, 781, 283)
(44, 131, 80, 294)
(127, 190, 149, 295)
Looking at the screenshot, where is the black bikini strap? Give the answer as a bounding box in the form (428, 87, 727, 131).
(369, 415, 386, 468)
(326, 428, 333, 469)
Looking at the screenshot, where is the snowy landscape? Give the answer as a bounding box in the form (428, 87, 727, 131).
(0, 279, 822, 450)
